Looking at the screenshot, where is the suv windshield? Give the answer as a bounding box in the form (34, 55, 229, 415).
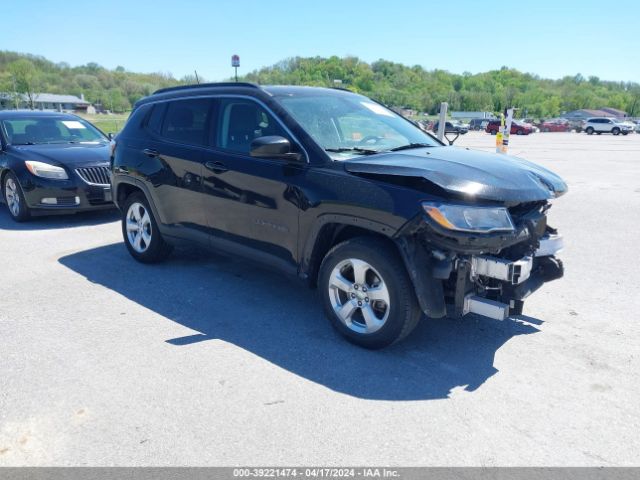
(1, 117, 107, 145)
(276, 92, 440, 159)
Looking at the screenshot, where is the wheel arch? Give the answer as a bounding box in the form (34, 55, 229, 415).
(302, 216, 396, 288)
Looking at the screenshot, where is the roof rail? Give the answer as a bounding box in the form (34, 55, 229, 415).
(153, 82, 260, 95)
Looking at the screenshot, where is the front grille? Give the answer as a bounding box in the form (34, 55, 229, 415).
(76, 166, 111, 186)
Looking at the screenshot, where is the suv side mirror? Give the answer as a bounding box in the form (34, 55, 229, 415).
(250, 136, 301, 161)
(107, 132, 114, 140)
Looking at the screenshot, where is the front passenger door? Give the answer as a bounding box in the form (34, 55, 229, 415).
(201, 98, 304, 272)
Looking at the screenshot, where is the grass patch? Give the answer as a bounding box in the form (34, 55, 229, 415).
(77, 113, 130, 135)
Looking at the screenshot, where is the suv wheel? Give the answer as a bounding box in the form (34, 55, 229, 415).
(3, 172, 30, 222)
(612, 127, 620, 136)
(122, 192, 173, 263)
(319, 237, 421, 349)
(586, 127, 594, 135)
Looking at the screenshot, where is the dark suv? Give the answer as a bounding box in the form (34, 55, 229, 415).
(111, 83, 567, 349)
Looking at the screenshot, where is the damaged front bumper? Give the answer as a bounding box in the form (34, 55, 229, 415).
(394, 205, 565, 321)
(458, 235, 564, 320)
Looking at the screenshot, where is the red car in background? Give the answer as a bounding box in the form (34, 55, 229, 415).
(485, 120, 533, 135)
(539, 119, 571, 132)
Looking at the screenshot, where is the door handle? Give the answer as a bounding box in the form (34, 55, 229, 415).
(143, 148, 159, 157)
(205, 161, 228, 173)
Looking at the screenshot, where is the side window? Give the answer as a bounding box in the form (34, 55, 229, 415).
(146, 103, 166, 135)
(161, 99, 212, 146)
(216, 99, 288, 154)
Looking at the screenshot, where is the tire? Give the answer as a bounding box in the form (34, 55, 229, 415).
(612, 127, 620, 136)
(490, 130, 496, 135)
(318, 237, 421, 349)
(586, 127, 594, 135)
(121, 192, 173, 263)
(543, 128, 550, 132)
(516, 129, 524, 135)
(2, 172, 30, 222)
(622, 131, 628, 136)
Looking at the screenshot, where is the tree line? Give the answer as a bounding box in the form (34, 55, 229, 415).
(2, 51, 639, 118)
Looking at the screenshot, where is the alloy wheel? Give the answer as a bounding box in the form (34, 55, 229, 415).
(327, 258, 390, 334)
(126, 202, 152, 253)
(5, 178, 21, 217)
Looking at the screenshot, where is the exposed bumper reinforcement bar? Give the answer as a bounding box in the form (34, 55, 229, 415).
(464, 295, 509, 320)
(471, 255, 533, 285)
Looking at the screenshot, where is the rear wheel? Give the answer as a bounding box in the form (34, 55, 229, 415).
(3, 172, 30, 222)
(121, 192, 173, 263)
(586, 127, 594, 135)
(319, 237, 421, 349)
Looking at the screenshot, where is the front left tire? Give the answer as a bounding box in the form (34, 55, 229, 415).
(2, 172, 30, 222)
(318, 237, 422, 349)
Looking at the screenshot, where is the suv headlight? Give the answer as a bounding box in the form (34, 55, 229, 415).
(25, 161, 69, 180)
(422, 202, 515, 233)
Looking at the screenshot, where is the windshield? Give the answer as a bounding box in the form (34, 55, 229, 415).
(1, 116, 107, 145)
(276, 93, 440, 160)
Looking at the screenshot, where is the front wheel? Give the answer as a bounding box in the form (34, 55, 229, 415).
(3, 172, 30, 222)
(612, 127, 620, 136)
(319, 237, 421, 349)
(121, 192, 173, 263)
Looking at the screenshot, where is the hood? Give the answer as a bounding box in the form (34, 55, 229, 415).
(344, 146, 568, 203)
(9, 143, 110, 167)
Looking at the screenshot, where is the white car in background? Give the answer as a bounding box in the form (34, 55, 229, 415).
(584, 117, 634, 136)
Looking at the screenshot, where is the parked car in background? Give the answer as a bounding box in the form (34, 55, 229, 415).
(485, 120, 533, 135)
(539, 119, 571, 132)
(584, 117, 634, 135)
(469, 118, 492, 131)
(635, 121, 640, 133)
(111, 83, 566, 348)
(432, 121, 469, 135)
(0, 111, 114, 221)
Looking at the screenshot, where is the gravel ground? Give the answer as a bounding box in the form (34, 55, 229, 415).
(0, 132, 638, 466)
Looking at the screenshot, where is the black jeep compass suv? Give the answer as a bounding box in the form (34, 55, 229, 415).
(111, 83, 566, 349)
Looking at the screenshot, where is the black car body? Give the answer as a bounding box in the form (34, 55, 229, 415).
(0, 111, 113, 221)
(469, 118, 493, 131)
(111, 83, 567, 348)
(432, 121, 469, 135)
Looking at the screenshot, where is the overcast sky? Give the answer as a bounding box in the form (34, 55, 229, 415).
(4, 0, 638, 82)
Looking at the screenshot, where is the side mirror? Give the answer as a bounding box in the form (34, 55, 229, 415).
(250, 136, 301, 161)
(107, 132, 114, 140)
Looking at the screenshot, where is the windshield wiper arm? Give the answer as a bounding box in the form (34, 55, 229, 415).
(325, 147, 379, 155)
(388, 143, 435, 152)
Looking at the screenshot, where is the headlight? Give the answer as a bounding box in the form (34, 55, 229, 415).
(422, 202, 515, 233)
(25, 161, 68, 180)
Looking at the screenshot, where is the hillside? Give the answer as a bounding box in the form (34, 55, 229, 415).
(1, 51, 639, 118)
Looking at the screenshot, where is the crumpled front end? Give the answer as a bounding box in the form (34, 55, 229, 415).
(395, 200, 564, 320)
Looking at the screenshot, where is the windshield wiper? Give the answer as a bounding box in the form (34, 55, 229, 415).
(388, 143, 435, 152)
(325, 147, 379, 155)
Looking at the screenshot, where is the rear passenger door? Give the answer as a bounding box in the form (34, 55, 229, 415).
(143, 98, 212, 242)
(201, 97, 304, 272)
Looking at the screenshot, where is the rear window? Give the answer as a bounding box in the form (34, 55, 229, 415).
(146, 103, 166, 134)
(161, 99, 212, 146)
